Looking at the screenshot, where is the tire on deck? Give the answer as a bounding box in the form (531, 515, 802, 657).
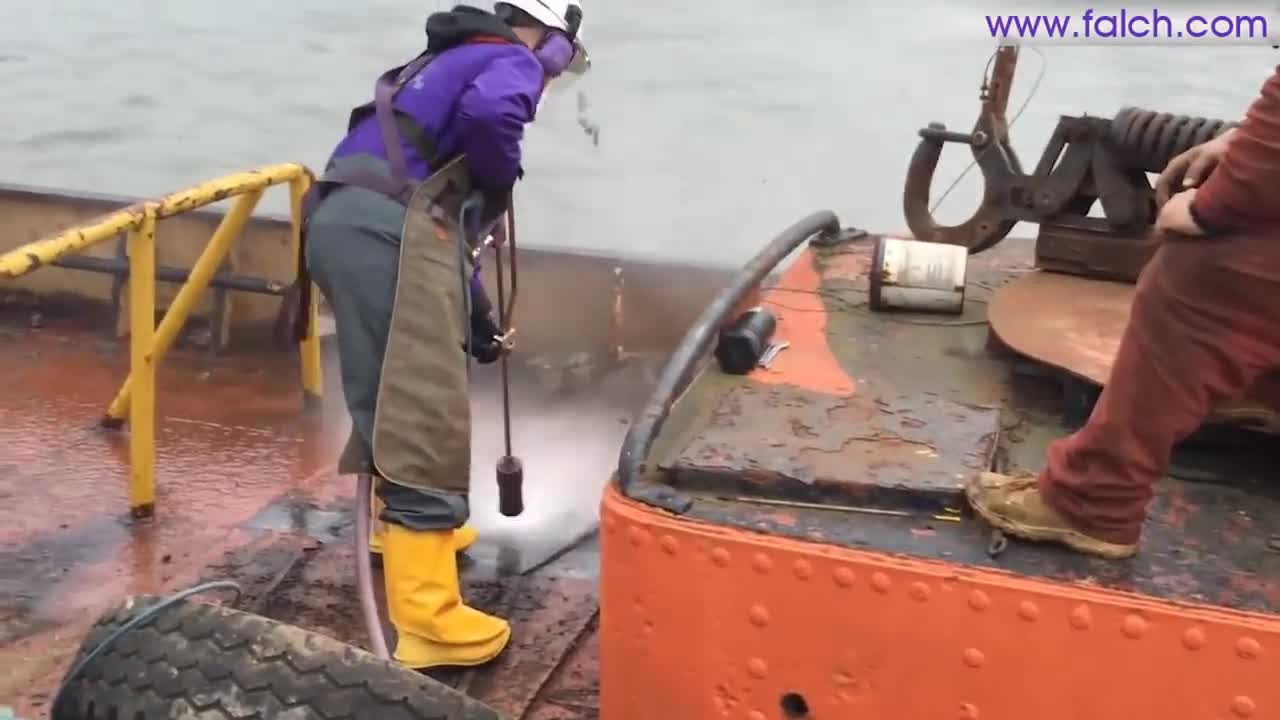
(53, 595, 502, 720)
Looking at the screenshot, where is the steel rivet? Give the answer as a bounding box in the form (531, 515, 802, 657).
(752, 553, 773, 574)
(1232, 695, 1257, 718)
(747, 658, 769, 678)
(1069, 604, 1092, 630)
(711, 547, 730, 567)
(660, 535, 678, 554)
(967, 590, 990, 611)
(962, 648, 985, 668)
(871, 572, 891, 593)
(959, 702, 981, 719)
(628, 526, 647, 546)
(793, 560, 813, 580)
(1182, 627, 1206, 650)
(833, 567, 855, 588)
(749, 605, 771, 627)
(911, 582, 931, 602)
(1121, 614, 1148, 639)
(1236, 637, 1262, 660)
(1017, 601, 1040, 622)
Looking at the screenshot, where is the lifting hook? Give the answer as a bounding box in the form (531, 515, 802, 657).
(902, 45, 1024, 254)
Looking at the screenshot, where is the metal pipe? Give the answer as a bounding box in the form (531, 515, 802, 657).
(290, 175, 324, 404)
(494, 204, 524, 517)
(355, 473, 390, 659)
(616, 210, 840, 494)
(50, 254, 288, 295)
(127, 209, 158, 519)
(104, 190, 264, 424)
(495, 232, 513, 458)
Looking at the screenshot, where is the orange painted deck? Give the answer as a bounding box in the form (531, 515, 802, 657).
(600, 234, 1280, 719)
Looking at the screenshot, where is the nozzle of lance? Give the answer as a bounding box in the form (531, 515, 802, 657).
(496, 455, 524, 517)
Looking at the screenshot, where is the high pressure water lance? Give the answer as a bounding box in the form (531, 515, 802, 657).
(493, 205, 523, 517)
(458, 193, 524, 518)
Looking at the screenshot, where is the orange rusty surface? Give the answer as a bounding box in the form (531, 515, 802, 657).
(662, 240, 1002, 510)
(989, 269, 1280, 430)
(598, 485, 1279, 720)
(988, 270, 1132, 386)
(748, 249, 856, 395)
(0, 319, 349, 714)
(619, 236, 1280, 718)
(0, 306, 618, 718)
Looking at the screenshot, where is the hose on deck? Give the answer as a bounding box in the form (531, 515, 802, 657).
(355, 473, 390, 659)
(616, 211, 842, 496)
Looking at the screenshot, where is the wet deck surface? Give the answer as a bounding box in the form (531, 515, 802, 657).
(0, 306, 645, 717)
(654, 236, 1280, 614)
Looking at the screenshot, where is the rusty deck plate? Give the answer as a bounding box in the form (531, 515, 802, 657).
(988, 269, 1280, 432)
(639, 237, 1280, 615)
(664, 383, 999, 511)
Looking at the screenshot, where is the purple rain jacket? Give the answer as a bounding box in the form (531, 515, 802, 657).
(327, 6, 546, 193)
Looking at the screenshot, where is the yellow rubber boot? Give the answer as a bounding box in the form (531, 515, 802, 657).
(453, 524, 478, 553)
(368, 492, 476, 555)
(383, 524, 511, 669)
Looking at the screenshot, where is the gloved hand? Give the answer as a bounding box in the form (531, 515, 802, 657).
(470, 336, 504, 364)
(465, 272, 505, 363)
(534, 32, 575, 78)
(468, 309, 504, 364)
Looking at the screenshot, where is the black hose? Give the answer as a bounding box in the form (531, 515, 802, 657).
(615, 210, 841, 496)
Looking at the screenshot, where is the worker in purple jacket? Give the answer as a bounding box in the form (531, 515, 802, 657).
(301, 1, 589, 670)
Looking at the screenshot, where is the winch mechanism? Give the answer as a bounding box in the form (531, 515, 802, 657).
(902, 45, 1236, 281)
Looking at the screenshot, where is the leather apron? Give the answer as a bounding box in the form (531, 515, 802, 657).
(296, 51, 507, 493)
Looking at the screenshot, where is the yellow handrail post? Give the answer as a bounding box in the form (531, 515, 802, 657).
(104, 190, 264, 424)
(128, 206, 158, 518)
(290, 174, 324, 410)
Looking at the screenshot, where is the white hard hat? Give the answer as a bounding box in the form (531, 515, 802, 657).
(496, 0, 590, 75)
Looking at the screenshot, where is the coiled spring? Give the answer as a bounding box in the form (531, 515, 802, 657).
(1109, 107, 1238, 173)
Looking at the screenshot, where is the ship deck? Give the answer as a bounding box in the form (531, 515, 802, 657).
(643, 236, 1280, 614)
(0, 297, 636, 718)
(5, 232, 1280, 719)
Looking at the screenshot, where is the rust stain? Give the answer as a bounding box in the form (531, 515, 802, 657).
(0, 323, 345, 710)
(754, 251, 855, 395)
(990, 270, 1280, 429)
(669, 382, 999, 509)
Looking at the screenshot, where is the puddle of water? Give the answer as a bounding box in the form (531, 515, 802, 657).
(245, 499, 351, 543)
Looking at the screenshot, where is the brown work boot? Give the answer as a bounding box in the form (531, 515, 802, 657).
(966, 472, 1138, 559)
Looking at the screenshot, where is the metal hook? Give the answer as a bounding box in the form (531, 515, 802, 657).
(901, 45, 1024, 254)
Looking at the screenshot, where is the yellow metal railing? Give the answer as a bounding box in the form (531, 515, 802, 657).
(0, 163, 323, 518)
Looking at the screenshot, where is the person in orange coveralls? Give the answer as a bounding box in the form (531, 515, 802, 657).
(967, 65, 1280, 559)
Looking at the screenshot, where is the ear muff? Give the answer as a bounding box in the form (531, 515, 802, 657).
(564, 5, 582, 40)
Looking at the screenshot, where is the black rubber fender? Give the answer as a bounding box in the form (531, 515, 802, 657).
(52, 595, 504, 720)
